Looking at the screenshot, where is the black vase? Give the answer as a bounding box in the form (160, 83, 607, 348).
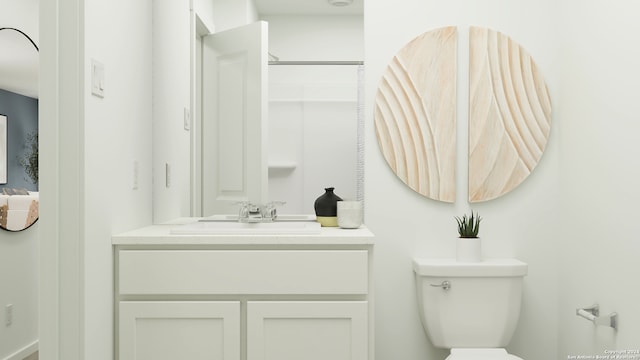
(314, 187, 342, 227)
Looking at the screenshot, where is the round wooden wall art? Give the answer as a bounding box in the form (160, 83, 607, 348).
(374, 26, 457, 203)
(374, 26, 551, 203)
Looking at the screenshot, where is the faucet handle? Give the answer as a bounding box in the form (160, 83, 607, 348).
(263, 201, 286, 221)
(234, 201, 259, 219)
(235, 201, 265, 222)
(235, 201, 249, 219)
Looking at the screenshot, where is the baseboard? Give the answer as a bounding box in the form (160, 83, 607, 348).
(2, 340, 38, 360)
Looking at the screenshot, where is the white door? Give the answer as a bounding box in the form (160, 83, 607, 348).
(247, 301, 369, 360)
(119, 301, 240, 360)
(201, 21, 268, 216)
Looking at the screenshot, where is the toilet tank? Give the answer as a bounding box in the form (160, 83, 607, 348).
(413, 258, 528, 349)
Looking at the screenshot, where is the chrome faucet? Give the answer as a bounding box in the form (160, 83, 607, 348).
(237, 201, 285, 223)
(238, 202, 262, 223)
(262, 201, 285, 221)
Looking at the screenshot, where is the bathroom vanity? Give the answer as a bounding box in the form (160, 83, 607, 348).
(112, 222, 374, 360)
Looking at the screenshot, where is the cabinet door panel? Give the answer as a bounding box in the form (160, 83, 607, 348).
(247, 301, 368, 360)
(119, 301, 240, 360)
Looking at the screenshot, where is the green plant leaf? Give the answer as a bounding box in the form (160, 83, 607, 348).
(455, 211, 481, 238)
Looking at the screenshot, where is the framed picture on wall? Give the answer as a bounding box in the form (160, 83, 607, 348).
(1, 114, 6, 184)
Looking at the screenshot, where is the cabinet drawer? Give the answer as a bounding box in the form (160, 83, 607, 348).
(118, 250, 368, 295)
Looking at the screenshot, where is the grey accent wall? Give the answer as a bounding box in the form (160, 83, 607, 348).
(0, 88, 38, 191)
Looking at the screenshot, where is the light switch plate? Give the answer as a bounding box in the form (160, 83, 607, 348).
(5, 304, 13, 326)
(91, 59, 105, 98)
(184, 107, 191, 131)
(165, 163, 171, 188)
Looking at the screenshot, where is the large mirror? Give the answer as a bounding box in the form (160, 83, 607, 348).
(152, 0, 364, 223)
(0, 27, 39, 231)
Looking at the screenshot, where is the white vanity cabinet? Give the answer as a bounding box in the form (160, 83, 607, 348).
(113, 226, 374, 360)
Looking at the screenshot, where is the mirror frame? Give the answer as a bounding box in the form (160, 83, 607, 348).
(0, 27, 39, 232)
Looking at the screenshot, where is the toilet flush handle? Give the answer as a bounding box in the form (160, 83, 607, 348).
(430, 280, 451, 290)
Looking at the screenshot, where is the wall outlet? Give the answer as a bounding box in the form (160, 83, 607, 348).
(5, 304, 13, 326)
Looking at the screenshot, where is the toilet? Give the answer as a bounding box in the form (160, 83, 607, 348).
(413, 258, 528, 359)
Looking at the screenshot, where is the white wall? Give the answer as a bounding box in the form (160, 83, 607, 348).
(263, 15, 363, 62)
(0, 0, 38, 46)
(0, 227, 38, 360)
(557, 1, 640, 358)
(211, 0, 259, 32)
(41, 0, 207, 358)
(0, 1, 39, 359)
(83, 0, 153, 359)
(0, 0, 39, 98)
(152, 0, 192, 223)
(192, 0, 215, 32)
(365, 1, 560, 359)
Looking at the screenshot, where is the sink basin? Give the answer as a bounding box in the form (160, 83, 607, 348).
(202, 214, 317, 222)
(170, 221, 321, 235)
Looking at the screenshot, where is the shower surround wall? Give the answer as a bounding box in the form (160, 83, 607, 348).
(268, 65, 359, 214)
(263, 14, 363, 214)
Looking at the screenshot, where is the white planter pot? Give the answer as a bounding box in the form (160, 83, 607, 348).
(456, 237, 482, 262)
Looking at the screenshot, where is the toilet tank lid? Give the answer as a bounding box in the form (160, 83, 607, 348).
(413, 258, 528, 277)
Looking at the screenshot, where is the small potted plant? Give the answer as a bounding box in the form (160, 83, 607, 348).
(455, 211, 482, 262)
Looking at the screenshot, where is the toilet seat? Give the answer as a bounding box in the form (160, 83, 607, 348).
(445, 348, 524, 360)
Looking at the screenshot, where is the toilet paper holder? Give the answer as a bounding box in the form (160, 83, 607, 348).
(576, 304, 618, 330)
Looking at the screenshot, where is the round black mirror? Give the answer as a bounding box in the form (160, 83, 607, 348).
(0, 27, 38, 232)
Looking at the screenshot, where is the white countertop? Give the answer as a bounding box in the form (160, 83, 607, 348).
(112, 219, 375, 246)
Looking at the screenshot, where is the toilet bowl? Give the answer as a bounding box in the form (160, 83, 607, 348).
(413, 258, 528, 360)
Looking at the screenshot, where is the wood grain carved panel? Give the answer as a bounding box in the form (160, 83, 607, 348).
(374, 26, 457, 203)
(468, 27, 552, 202)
